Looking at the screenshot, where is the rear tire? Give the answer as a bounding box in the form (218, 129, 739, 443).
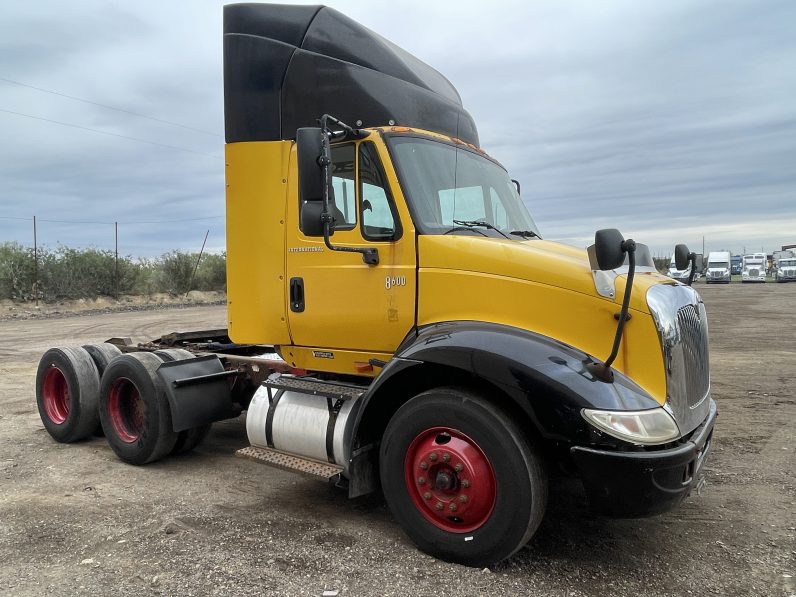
(99, 352, 177, 465)
(36, 347, 101, 443)
(82, 343, 123, 437)
(380, 387, 547, 567)
(152, 349, 212, 454)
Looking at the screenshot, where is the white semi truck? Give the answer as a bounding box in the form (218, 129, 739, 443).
(705, 251, 731, 284)
(668, 256, 698, 282)
(742, 253, 767, 283)
(776, 257, 796, 282)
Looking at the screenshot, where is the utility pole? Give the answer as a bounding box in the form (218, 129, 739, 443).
(114, 221, 119, 299)
(33, 216, 38, 306)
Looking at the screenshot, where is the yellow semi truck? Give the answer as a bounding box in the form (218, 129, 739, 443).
(35, 3, 716, 566)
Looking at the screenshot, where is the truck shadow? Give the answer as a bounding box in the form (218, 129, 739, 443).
(177, 417, 699, 573)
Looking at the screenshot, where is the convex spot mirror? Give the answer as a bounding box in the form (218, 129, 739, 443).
(300, 201, 325, 237)
(594, 228, 626, 271)
(674, 244, 691, 270)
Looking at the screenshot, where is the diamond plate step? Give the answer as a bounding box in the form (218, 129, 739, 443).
(235, 446, 343, 480)
(264, 375, 366, 401)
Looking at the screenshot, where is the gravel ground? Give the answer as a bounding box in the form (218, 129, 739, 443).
(0, 285, 794, 596)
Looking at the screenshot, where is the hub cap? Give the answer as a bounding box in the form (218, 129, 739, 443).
(42, 366, 70, 424)
(108, 377, 145, 443)
(404, 427, 496, 532)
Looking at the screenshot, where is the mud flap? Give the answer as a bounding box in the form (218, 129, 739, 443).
(157, 355, 239, 432)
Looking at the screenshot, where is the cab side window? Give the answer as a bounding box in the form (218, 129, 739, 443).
(359, 142, 401, 240)
(331, 144, 356, 229)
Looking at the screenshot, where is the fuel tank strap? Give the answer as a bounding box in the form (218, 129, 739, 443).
(265, 389, 284, 448)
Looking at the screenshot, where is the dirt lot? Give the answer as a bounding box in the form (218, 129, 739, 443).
(1, 285, 794, 596)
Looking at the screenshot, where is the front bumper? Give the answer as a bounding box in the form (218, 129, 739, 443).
(570, 399, 717, 517)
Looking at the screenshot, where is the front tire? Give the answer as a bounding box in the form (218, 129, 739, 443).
(380, 387, 547, 566)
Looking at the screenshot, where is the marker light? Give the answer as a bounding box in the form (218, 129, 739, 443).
(582, 408, 680, 445)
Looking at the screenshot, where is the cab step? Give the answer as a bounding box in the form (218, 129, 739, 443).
(235, 445, 343, 480)
(264, 375, 366, 401)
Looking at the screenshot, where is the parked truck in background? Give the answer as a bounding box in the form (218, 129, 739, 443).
(776, 256, 796, 282)
(33, 3, 717, 566)
(731, 255, 742, 276)
(742, 253, 767, 282)
(705, 251, 731, 284)
(668, 255, 699, 282)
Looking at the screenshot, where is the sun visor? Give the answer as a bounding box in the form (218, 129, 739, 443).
(223, 3, 479, 145)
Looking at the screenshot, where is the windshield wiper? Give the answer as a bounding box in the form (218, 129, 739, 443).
(443, 225, 488, 237)
(452, 219, 510, 239)
(509, 230, 541, 239)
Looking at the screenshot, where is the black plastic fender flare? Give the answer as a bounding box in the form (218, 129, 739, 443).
(348, 321, 662, 457)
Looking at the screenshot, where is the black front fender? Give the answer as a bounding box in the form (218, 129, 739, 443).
(352, 321, 661, 448)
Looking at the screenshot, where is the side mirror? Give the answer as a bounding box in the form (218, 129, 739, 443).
(594, 229, 626, 271)
(300, 201, 325, 237)
(674, 244, 690, 270)
(296, 127, 324, 203)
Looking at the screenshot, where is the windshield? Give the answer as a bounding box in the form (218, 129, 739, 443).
(781, 259, 796, 267)
(387, 136, 540, 238)
(709, 262, 728, 269)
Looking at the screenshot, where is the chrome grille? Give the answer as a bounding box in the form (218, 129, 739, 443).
(749, 268, 759, 277)
(647, 284, 711, 435)
(675, 304, 710, 408)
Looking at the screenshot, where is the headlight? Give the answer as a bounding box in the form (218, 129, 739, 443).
(582, 407, 681, 445)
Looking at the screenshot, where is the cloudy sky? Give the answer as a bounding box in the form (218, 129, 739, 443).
(1, 0, 794, 257)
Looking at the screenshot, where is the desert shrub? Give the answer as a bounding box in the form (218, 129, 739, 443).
(195, 252, 226, 291)
(0, 242, 37, 300)
(155, 250, 196, 294)
(0, 243, 227, 301)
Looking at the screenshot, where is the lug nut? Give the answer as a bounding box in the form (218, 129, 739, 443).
(442, 453, 450, 463)
(429, 453, 438, 462)
(459, 495, 468, 503)
(420, 462, 429, 470)
(423, 492, 432, 500)
(434, 502, 444, 511)
(454, 463, 463, 472)
(449, 503, 458, 512)
(417, 476, 426, 485)
(461, 479, 470, 488)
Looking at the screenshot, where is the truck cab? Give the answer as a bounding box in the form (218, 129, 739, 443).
(731, 255, 742, 275)
(742, 253, 767, 282)
(705, 251, 731, 283)
(776, 257, 796, 282)
(220, 3, 717, 565)
(668, 256, 696, 282)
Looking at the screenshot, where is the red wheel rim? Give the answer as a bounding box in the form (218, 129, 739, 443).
(42, 366, 70, 424)
(404, 427, 496, 533)
(108, 377, 145, 443)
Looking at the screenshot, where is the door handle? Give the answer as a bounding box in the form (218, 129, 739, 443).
(289, 277, 305, 313)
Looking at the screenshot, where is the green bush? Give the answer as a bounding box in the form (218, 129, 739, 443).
(0, 243, 227, 301)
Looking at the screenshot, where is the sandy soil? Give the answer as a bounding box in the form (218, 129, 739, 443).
(0, 285, 794, 596)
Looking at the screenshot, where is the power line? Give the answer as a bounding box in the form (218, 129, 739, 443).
(1, 215, 224, 225)
(0, 108, 221, 159)
(0, 76, 222, 138)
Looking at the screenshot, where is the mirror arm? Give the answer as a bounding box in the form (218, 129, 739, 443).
(319, 115, 379, 266)
(588, 239, 636, 382)
(686, 252, 697, 286)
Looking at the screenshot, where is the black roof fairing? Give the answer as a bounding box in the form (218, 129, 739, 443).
(223, 3, 479, 145)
